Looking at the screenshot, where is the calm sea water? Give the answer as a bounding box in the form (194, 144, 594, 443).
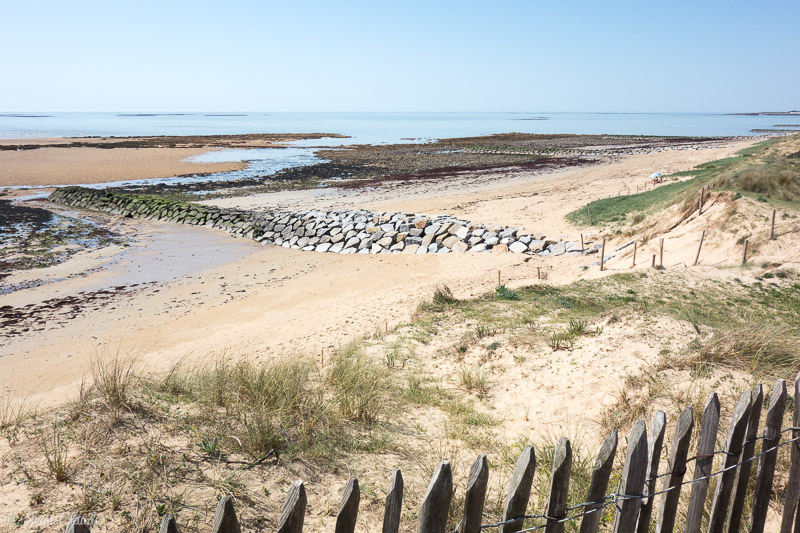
(0, 112, 792, 142)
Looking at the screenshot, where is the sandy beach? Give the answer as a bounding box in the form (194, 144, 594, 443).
(0, 135, 760, 407)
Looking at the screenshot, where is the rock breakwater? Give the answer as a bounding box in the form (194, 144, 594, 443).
(49, 187, 599, 257)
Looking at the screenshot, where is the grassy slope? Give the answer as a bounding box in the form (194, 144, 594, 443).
(566, 135, 797, 228)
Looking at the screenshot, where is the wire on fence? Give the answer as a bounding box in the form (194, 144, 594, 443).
(478, 432, 800, 530)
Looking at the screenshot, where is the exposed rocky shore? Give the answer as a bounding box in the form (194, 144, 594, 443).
(49, 187, 599, 257)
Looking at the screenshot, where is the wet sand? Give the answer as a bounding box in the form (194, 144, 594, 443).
(0, 133, 342, 187)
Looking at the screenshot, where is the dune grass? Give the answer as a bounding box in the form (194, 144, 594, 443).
(566, 136, 797, 228)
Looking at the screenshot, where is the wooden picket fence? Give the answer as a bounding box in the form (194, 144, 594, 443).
(65, 375, 800, 533)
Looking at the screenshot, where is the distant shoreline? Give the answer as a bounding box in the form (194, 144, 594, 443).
(728, 111, 800, 116)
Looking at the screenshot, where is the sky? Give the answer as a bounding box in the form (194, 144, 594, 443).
(1, 0, 798, 113)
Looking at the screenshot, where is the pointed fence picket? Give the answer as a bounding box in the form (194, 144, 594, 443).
(64, 375, 800, 533)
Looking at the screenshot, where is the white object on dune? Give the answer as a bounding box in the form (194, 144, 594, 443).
(648, 172, 662, 178)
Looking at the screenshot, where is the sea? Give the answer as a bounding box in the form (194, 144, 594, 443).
(0, 112, 794, 143)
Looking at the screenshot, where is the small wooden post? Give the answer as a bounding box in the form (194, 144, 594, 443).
(590, 214, 593, 225)
(742, 238, 749, 265)
(581, 233, 584, 253)
(537, 266, 541, 280)
(501, 446, 537, 533)
(600, 239, 606, 271)
(727, 384, 764, 533)
(659, 238, 664, 267)
(321, 348, 324, 367)
(612, 419, 648, 533)
(655, 406, 694, 533)
(579, 430, 618, 533)
(685, 392, 721, 533)
(631, 242, 637, 268)
(336, 477, 360, 533)
(212, 496, 242, 533)
(385, 321, 388, 334)
(636, 411, 666, 533)
(461, 455, 489, 533)
(66, 517, 91, 533)
(418, 461, 453, 533)
(780, 372, 800, 533)
(751, 379, 787, 533)
(159, 515, 179, 533)
(693, 230, 705, 266)
(706, 389, 753, 533)
(278, 481, 307, 533)
(382, 468, 404, 533)
(545, 438, 572, 533)
(771, 209, 776, 240)
(651, 254, 656, 268)
(498, 271, 501, 287)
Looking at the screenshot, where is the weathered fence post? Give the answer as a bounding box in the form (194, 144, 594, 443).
(382, 468, 404, 533)
(418, 460, 453, 533)
(500, 445, 537, 533)
(685, 392, 721, 533)
(771, 209, 777, 240)
(336, 477, 360, 533)
(545, 438, 572, 533)
(278, 481, 307, 533)
(655, 406, 694, 533)
(707, 389, 752, 533)
(461, 455, 489, 533)
(780, 372, 800, 533)
(612, 419, 648, 533)
(636, 411, 666, 533)
(65, 517, 90, 533)
(600, 239, 606, 271)
(211, 496, 241, 533)
(727, 384, 763, 533)
(159, 514, 179, 533)
(632, 242, 636, 268)
(751, 379, 788, 533)
(659, 238, 664, 267)
(580, 430, 618, 533)
(694, 230, 705, 266)
(742, 238, 749, 265)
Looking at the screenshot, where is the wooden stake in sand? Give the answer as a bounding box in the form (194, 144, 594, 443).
(600, 238, 606, 271)
(580, 234, 584, 253)
(321, 348, 324, 367)
(385, 321, 388, 334)
(694, 230, 706, 266)
(497, 271, 501, 287)
(537, 266, 541, 280)
(652, 254, 656, 267)
(659, 238, 664, 267)
(742, 238, 749, 265)
(771, 209, 776, 240)
(632, 241, 636, 268)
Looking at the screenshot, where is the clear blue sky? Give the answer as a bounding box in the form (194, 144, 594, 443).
(1, 0, 797, 112)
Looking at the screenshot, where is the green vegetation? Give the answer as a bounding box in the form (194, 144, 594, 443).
(566, 135, 799, 228)
(415, 270, 800, 377)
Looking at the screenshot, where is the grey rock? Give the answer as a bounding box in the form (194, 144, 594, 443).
(509, 241, 529, 253)
(315, 243, 331, 253)
(549, 242, 567, 256)
(452, 241, 469, 253)
(528, 239, 547, 252)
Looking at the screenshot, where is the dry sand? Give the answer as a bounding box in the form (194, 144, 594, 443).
(0, 136, 762, 410)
